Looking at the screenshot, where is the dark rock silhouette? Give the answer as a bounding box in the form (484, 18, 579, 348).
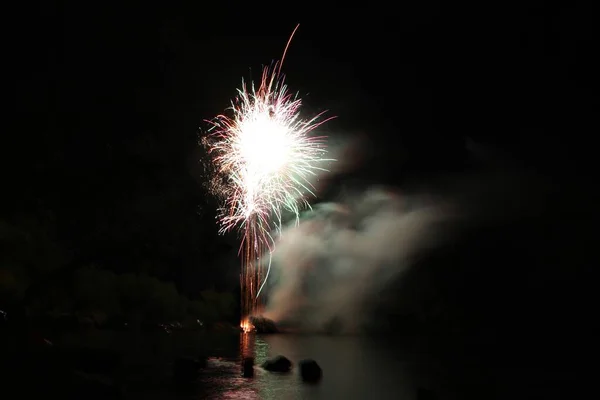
(196, 355, 208, 369)
(250, 316, 278, 333)
(74, 348, 122, 376)
(261, 355, 292, 372)
(323, 316, 343, 335)
(69, 370, 122, 399)
(0, 309, 7, 329)
(417, 387, 438, 400)
(173, 357, 203, 384)
(299, 359, 322, 382)
(242, 357, 254, 377)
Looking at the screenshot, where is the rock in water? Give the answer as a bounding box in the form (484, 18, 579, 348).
(70, 370, 122, 399)
(323, 316, 343, 335)
(299, 359, 322, 382)
(417, 387, 438, 400)
(261, 355, 292, 372)
(173, 357, 202, 384)
(75, 348, 122, 375)
(250, 316, 278, 333)
(196, 355, 208, 369)
(242, 357, 254, 377)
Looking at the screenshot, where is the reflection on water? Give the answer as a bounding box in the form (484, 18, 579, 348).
(240, 332, 255, 359)
(197, 333, 418, 400)
(122, 332, 573, 399)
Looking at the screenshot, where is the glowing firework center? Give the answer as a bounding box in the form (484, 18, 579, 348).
(237, 107, 293, 218)
(205, 28, 333, 331)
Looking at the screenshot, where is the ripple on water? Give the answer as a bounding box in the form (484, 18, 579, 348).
(194, 333, 416, 400)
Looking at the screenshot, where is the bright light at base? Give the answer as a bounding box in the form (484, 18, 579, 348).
(240, 319, 255, 333)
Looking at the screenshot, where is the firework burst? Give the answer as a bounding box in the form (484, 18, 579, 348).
(203, 25, 334, 328)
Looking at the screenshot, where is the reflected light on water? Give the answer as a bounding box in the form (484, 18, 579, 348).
(200, 333, 416, 400)
(240, 332, 255, 359)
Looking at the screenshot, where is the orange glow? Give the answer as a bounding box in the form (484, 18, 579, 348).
(240, 329, 255, 359)
(240, 318, 255, 333)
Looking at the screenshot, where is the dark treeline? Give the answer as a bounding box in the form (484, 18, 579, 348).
(3, 4, 245, 326)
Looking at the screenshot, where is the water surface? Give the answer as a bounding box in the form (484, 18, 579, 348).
(195, 333, 429, 400)
(122, 330, 579, 399)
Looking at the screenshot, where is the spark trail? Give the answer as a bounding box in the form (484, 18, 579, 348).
(203, 24, 334, 331)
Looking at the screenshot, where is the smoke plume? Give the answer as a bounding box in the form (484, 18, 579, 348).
(262, 187, 452, 333)
(259, 139, 552, 333)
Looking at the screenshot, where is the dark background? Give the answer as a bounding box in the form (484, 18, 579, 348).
(3, 0, 595, 353)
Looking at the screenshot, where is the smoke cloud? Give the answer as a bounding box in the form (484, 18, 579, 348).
(259, 140, 550, 333)
(262, 187, 452, 333)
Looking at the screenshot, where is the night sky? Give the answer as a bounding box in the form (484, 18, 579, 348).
(5, 1, 594, 331)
